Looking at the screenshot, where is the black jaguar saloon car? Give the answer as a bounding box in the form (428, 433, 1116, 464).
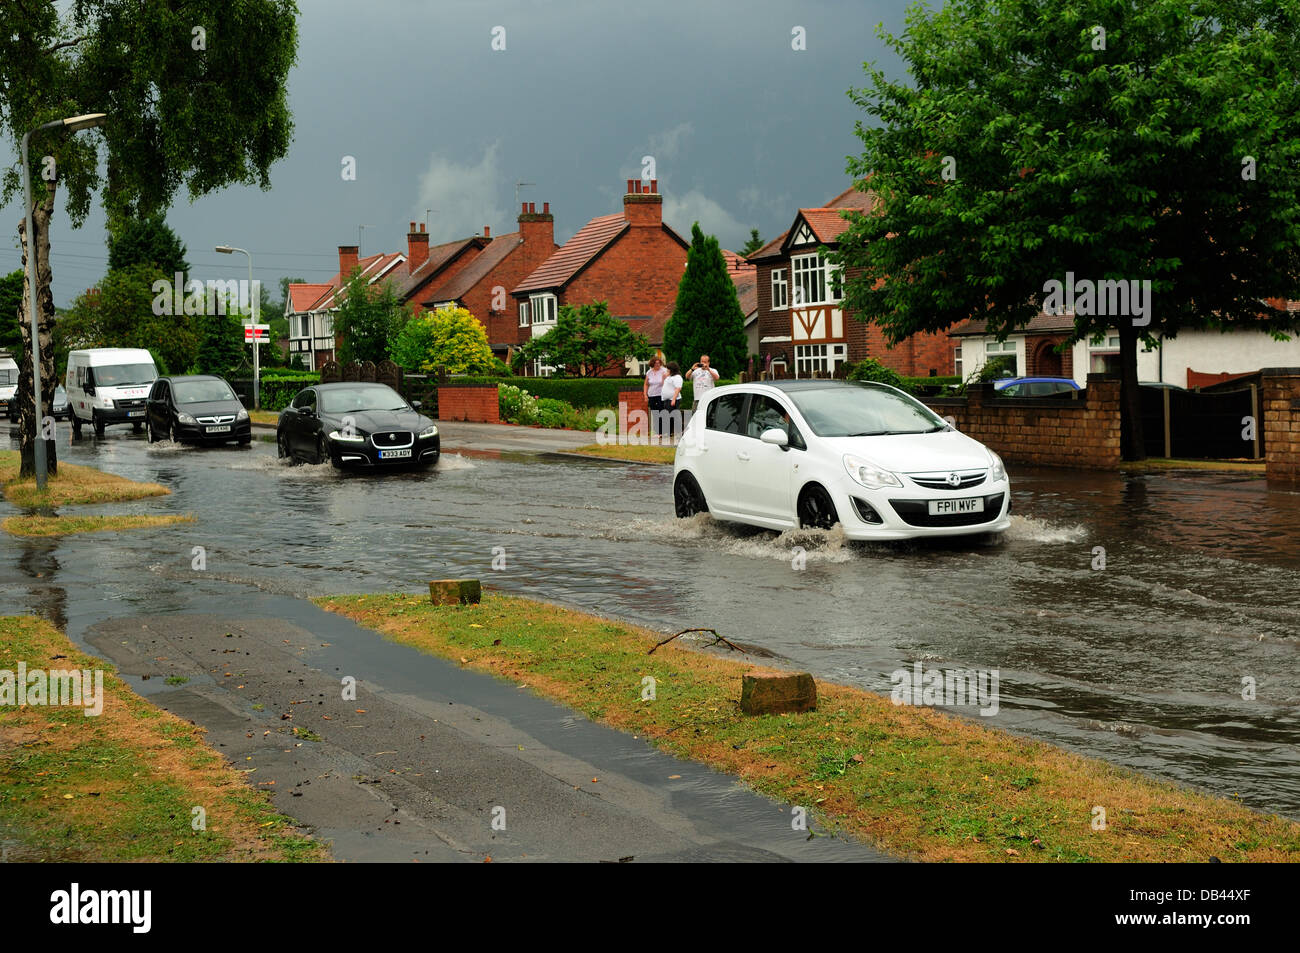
(276, 381, 439, 469)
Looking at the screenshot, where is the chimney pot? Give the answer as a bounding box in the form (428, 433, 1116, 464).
(419, 223, 425, 233)
(626, 178, 635, 194)
(650, 179, 657, 194)
(543, 202, 549, 214)
(521, 202, 528, 214)
(484, 225, 491, 238)
(409, 221, 416, 232)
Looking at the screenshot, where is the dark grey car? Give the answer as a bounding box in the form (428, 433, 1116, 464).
(277, 382, 439, 469)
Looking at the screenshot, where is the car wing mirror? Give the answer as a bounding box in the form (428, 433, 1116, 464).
(760, 427, 789, 448)
(409, 400, 422, 410)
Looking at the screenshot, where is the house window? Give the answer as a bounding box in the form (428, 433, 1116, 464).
(791, 253, 829, 306)
(794, 343, 847, 378)
(530, 293, 557, 325)
(953, 345, 963, 379)
(771, 268, 788, 310)
(1089, 333, 1121, 374)
(319, 314, 333, 337)
(518, 302, 530, 327)
(985, 340, 1018, 377)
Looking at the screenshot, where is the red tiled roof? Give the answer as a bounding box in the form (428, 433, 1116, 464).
(513, 214, 628, 295)
(800, 207, 858, 243)
(392, 237, 485, 300)
(288, 283, 332, 313)
(747, 184, 878, 263)
(423, 233, 525, 305)
(286, 252, 406, 314)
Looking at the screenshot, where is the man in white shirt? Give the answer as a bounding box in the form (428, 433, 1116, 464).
(688, 354, 720, 410)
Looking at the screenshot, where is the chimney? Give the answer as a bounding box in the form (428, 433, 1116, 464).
(624, 177, 662, 227)
(484, 225, 491, 239)
(338, 244, 359, 278)
(518, 199, 554, 256)
(406, 222, 429, 272)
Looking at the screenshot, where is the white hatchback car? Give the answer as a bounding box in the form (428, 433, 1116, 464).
(672, 380, 1011, 540)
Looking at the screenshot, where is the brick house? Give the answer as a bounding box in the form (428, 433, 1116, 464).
(511, 179, 689, 375)
(747, 185, 954, 378)
(640, 250, 759, 368)
(285, 248, 406, 371)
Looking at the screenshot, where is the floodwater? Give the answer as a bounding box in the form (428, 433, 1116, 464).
(3, 427, 1299, 819)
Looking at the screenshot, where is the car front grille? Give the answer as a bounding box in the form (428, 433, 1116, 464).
(196, 414, 237, 425)
(889, 493, 1005, 527)
(907, 469, 987, 491)
(370, 430, 413, 449)
(114, 398, 146, 410)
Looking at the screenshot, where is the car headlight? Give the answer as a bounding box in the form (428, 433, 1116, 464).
(988, 450, 1007, 482)
(329, 430, 367, 444)
(236, 409, 249, 421)
(177, 412, 196, 425)
(843, 454, 902, 489)
(418, 425, 438, 439)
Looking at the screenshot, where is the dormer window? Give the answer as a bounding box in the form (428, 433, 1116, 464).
(529, 293, 557, 325)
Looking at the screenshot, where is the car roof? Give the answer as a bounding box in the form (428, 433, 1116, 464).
(69, 348, 155, 362)
(995, 376, 1077, 385)
(314, 381, 394, 389)
(162, 374, 225, 383)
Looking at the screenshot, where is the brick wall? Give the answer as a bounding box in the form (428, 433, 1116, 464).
(436, 384, 499, 424)
(1262, 368, 1300, 484)
(925, 374, 1121, 469)
(564, 224, 687, 318)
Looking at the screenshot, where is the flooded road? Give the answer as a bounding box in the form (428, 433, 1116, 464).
(4, 426, 1299, 820)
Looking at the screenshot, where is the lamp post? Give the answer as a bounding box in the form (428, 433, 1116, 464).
(22, 112, 106, 491)
(215, 245, 258, 410)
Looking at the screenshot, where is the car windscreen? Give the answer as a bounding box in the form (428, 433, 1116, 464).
(0, 368, 16, 385)
(788, 384, 947, 437)
(319, 386, 408, 415)
(173, 380, 237, 403)
(90, 363, 155, 386)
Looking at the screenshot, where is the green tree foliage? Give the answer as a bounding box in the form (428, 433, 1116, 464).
(836, 0, 1300, 460)
(388, 306, 497, 374)
(195, 309, 246, 377)
(56, 264, 199, 375)
(663, 223, 749, 378)
(0, 270, 22, 354)
(0, 0, 298, 475)
(513, 301, 650, 377)
(333, 271, 406, 365)
(107, 213, 189, 275)
(740, 228, 765, 256)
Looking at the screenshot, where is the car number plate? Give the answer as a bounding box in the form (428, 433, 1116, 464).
(379, 448, 411, 459)
(127, 410, 145, 418)
(928, 497, 984, 516)
(206, 425, 231, 433)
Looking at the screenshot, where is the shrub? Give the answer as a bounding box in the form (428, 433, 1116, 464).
(259, 370, 320, 411)
(498, 383, 539, 425)
(534, 397, 568, 428)
(846, 358, 910, 391)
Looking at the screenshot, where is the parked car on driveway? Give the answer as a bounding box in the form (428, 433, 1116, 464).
(673, 380, 1011, 540)
(277, 382, 439, 469)
(993, 377, 1081, 397)
(146, 375, 251, 446)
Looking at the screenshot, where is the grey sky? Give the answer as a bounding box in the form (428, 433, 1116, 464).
(2, 0, 910, 307)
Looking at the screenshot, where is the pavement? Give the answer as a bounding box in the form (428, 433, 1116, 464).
(80, 595, 890, 863)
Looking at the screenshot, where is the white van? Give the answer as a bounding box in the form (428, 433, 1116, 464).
(66, 348, 158, 437)
(0, 352, 17, 419)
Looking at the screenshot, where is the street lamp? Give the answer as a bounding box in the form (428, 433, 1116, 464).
(215, 245, 259, 410)
(23, 112, 106, 491)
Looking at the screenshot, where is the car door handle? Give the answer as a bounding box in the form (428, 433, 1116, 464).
(737, 451, 750, 461)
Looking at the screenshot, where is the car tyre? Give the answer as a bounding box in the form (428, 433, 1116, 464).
(797, 484, 840, 530)
(71, 413, 83, 438)
(238, 434, 251, 446)
(316, 434, 332, 467)
(146, 421, 157, 444)
(277, 429, 297, 463)
(132, 420, 143, 433)
(170, 422, 182, 445)
(673, 472, 708, 518)
(93, 413, 105, 438)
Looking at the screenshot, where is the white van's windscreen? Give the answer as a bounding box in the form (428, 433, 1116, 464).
(0, 368, 15, 385)
(90, 364, 155, 387)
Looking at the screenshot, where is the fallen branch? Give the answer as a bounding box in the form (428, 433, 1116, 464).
(648, 627, 746, 656)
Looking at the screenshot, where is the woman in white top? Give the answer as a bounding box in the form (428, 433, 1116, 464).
(643, 356, 668, 439)
(660, 362, 684, 440)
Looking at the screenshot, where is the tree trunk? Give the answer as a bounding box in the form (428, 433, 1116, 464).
(17, 181, 59, 479)
(1118, 323, 1146, 461)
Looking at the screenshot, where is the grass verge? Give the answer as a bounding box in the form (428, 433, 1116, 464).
(3, 514, 194, 537)
(1120, 458, 1265, 473)
(0, 616, 326, 861)
(319, 592, 1300, 864)
(1, 449, 169, 507)
(248, 410, 279, 426)
(569, 443, 676, 464)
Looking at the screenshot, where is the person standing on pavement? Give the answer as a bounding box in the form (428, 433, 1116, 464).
(661, 362, 683, 439)
(688, 354, 720, 411)
(643, 356, 667, 441)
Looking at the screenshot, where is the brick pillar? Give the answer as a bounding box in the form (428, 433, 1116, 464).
(1262, 368, 1300, 484)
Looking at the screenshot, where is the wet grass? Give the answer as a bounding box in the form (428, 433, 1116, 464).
(3, 513, 193, 537)
(570, 443, 676, 464)
(0, 449, 169, 507)
(320, 592, 1300, 864)
(0, 616, 326, 862)
(1121, 458, 1265, 473)
(248, 410, 279, 426)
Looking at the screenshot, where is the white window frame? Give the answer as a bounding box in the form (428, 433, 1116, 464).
(771, 268, 788, 310)
(529, 293, 557, 326)
(319, 314, 333, 337)
(518, 302, 530, 327)
(791, 253, 829, 306)
(953, 345, 963, 379)
(794, 343, 847, 378)
(984, 339, 1018, 377)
